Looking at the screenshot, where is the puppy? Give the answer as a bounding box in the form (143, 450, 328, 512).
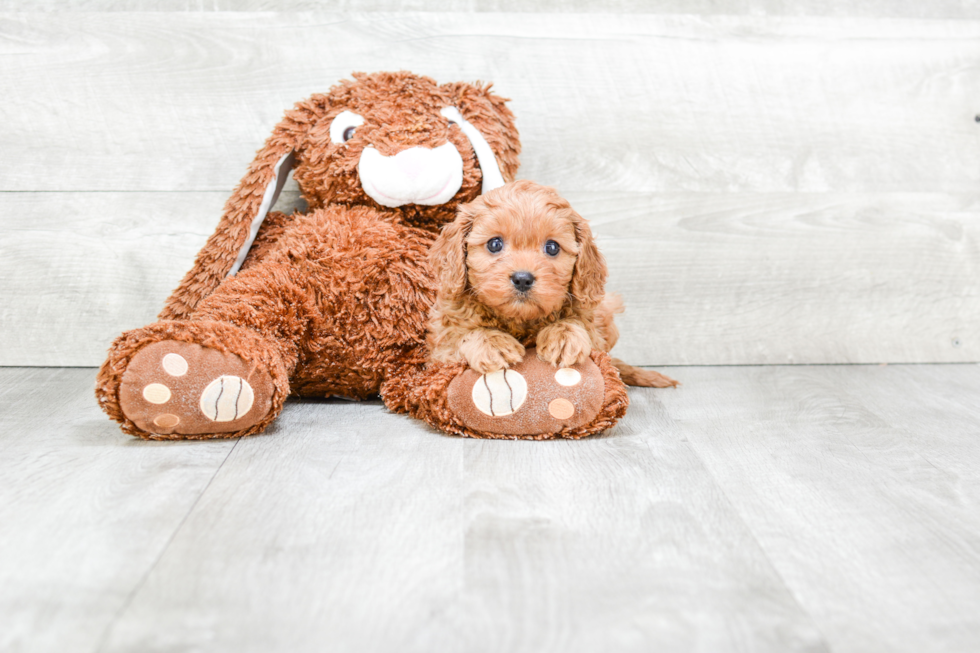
(427, 180, 677, 388)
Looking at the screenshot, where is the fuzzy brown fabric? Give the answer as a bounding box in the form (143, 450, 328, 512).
(381, 350, 628, 440)
(159, 72, 520, 321)
(118, 340, 277, 436)
(96, 319, 289, 440)
(447, 347, 605, 435)
(96, 70, 629, 440)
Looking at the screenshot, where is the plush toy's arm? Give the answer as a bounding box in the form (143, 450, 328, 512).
(238, 211, 294, 273)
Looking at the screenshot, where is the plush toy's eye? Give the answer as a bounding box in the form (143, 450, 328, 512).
(329, 110, 364, 145)
(487, 237, 504, 253)
(544, 240, 560, 257)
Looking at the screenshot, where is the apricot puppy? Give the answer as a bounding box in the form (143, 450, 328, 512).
(428, 180, 677, 388)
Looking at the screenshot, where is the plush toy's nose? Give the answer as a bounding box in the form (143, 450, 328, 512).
(510, 271, 536, 293)
(394, 148, 426, 180)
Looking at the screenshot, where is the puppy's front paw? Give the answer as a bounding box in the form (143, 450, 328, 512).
(537, 322, 592, 368)
(460, 330, 526, 375)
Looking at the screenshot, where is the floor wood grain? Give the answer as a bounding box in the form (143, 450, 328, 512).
(664, 365, 980, 653)
(2, 364, 979, 652)
(99, 396, 824, 653)
(0, 368, 237, 653)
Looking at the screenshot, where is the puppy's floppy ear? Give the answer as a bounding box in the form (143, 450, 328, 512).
(440, 82, 521, 186)
(159, 95, 330, 320)
(570, 210, 608, 312)
(429, 204, 476, 303)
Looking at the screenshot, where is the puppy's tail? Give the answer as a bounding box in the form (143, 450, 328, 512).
(611, 358, 679, 388)
(600, 293, 677, 387)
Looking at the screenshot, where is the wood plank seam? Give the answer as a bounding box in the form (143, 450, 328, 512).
(642, 429, 834, 649)
(92, 438, 242, 653)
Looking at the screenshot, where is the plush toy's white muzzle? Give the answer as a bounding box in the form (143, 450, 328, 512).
(358, 143, 464, 208)
(357, 106, 506, 209)
(228, 106, 507, 276)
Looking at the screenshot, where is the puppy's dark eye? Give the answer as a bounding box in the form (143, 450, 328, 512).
(544, 240, 560, 257)
(487, 237, 504, 253)
(343, 126, 356, 142)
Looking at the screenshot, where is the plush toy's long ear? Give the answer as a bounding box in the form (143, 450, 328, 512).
(429, 206, 475, 303)
(570, 211, 608, 312)
(440, 82, 521, 190)
(159, 97, 327, 320)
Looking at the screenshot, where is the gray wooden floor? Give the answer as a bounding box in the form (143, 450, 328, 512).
(2, 364, 978, 653)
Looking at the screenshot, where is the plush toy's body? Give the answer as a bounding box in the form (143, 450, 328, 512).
(107, 207, 437, 438)
(96, 71, 630, 440)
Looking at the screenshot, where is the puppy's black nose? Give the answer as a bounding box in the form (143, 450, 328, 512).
(510, 271, 536, 293)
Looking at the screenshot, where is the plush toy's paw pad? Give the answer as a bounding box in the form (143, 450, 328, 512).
(470, 368, 528, 416)
(199, 376, 256, 422)
(448, 347, 603, 436)
(118, 341, 274, 436)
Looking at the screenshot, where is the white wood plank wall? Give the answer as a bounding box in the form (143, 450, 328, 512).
(2, 1, 980, 17)
(1, 9, 978, 366)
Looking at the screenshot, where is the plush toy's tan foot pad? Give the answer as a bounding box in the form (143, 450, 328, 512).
(447, 348, 603, 436)
(118, 340, 275, 436)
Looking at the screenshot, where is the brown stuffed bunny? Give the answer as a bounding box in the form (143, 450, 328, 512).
(96, 71, 630, 440)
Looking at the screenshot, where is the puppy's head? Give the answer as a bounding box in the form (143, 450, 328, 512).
(430, 180, 607, 322)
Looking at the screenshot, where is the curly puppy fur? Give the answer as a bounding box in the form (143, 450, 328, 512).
(428, 180, 678, 388)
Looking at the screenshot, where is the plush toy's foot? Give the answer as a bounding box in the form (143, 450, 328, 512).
(448, 348, 607, 436)
(117, 340, 276, 437)
(382, 348, 629, 440)
(97, 321, 289, 440)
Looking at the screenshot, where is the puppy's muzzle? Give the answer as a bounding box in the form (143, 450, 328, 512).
(510, 271, 536, 294)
